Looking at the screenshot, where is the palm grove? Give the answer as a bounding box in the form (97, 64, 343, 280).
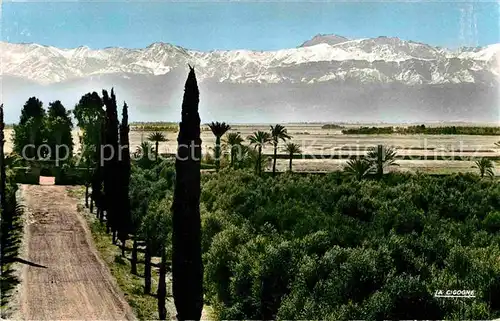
(2, 64, 500, 321)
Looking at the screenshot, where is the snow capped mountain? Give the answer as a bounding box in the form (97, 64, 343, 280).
(1, 35, 499, 86)
(299, 34, 349, 47)
(0, 35, 499, 123)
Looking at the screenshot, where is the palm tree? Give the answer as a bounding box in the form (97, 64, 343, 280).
(474, 158, 494, 178)
(230, 144, 258, 170)
(134, 141, 156, 169)
(344, 158, 374, 181)
(147, 132, 167, 161)
(135, 141, 154, 158)
(223, 132, 244, 168)
(270, 124, 291, 176)
(248, 131, 271, 175)
(366, 145, 398, 178)
(283, 142, 302, 172)
(208, 122, 231, 172)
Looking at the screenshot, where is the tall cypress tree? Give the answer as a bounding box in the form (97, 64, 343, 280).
(91, 120, 106, 219)
(46, 100, 73, 161)
(0, 104, 6, 215)
(118, 102, 132, 256)
(75, 92, 104, 209)
(13, 97, 46, 159)
(102, 89, 120, 241)
(171, 66, 203, 321)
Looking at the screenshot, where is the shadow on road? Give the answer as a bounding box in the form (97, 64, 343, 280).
(12, 258, 47, 269)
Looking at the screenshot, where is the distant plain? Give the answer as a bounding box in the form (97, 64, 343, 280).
(5, 123, 499, 175)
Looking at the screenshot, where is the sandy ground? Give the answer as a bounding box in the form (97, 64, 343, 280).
(5, 126, 499, 156)
(14, 185, 135, 320)
(4, 126, 499, 173)
(273, 159, 500, 175)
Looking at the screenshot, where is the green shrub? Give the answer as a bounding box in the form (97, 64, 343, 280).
(12, 167, 39, 184)
(483, 211, 500, 233)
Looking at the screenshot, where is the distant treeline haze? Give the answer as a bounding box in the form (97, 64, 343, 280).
(341, 125, 500, 135)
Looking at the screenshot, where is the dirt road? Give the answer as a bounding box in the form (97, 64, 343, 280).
(16, 185, 135, 320)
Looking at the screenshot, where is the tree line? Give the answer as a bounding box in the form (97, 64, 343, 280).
(145, 122, 305, 175)
(202, 122, 303, 174)
(342, 125, 500, 135)
(12, 98, 74, 160)
(129, 122, 178, 132)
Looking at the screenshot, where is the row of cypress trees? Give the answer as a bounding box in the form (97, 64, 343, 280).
(88, 89, 132, 256)
(87, 66, 203, 320)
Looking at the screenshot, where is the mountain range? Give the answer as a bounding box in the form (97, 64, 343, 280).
(1, 34, 499, 123)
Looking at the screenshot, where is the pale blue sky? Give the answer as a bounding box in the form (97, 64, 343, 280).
(1, 1, 499, 50)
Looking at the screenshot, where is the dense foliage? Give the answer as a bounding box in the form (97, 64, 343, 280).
(321, 124, 345, 129)
(129, 161, 174, 296)
(74, 92, 105, 163)
(1, 104, 21, 278)
(74, 92, 105, 205)
(342, 125, 500, 136)
(130, 122, 178, 132)
(0, 165, 20, 274)
(13, 97, 73, 160)
(399, 125, 500, 135)
(199, 170, 500, 320)
(13, 97, 46, 159)
(342, 126, 395, 135)
(46, 100, 74, 160)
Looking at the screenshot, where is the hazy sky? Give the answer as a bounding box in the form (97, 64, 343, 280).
(1, 1, 499, 50)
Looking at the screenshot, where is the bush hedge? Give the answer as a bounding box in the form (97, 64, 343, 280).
(11, 166, 89, 185)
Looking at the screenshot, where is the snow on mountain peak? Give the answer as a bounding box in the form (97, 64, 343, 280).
(0, 35, 499, 86)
